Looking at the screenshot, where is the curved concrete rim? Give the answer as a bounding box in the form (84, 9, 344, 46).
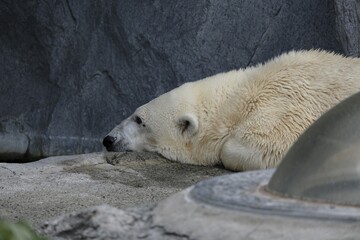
(189, 170, 360, 222)
(152, 170, 360, 240)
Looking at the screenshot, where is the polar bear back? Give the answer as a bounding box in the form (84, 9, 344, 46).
(218, 51, 360, 170)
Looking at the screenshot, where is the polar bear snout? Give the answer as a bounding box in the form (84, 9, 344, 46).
(103, 134, 131, 152)
(103, 135, 117, 150)
(103, 118, 146, 152)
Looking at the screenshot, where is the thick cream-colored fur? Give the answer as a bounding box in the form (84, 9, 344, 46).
(106, 50, 360, 171)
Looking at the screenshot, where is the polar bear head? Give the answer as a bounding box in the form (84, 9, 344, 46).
(103, 73, 236, 166)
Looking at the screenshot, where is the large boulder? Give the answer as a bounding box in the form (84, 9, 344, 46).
(0, 0, 344, 161)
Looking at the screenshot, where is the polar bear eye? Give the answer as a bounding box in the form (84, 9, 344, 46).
(134, 115, 143, 125)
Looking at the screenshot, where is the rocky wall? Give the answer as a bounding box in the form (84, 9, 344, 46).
(0, 0, 350, 161)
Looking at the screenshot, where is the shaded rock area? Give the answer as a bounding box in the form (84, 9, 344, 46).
(0, 152, 229, 227)
(335, 0, 360, 57)
(0, 0, 346, 161)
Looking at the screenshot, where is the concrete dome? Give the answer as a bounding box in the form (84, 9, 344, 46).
(268, 91, 360, 206)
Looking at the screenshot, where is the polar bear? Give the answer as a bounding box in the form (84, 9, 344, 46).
(103, 50, 360, 171)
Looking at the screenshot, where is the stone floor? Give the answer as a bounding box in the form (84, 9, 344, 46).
(39, 170, 360, 240)
(0, 152, 229, 227)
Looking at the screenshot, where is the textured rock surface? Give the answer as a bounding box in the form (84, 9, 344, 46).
(0, 152, 228, 227)
(0, 0, 344, 161)
(335, 0, 360, 56)
(41, 205, 155, 240)
(40, 170, 360, 240)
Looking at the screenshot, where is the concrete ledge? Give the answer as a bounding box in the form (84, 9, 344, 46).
(0, 132, 29, 161)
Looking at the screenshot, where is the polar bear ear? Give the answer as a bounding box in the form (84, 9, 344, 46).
(177, 114, 199, 137)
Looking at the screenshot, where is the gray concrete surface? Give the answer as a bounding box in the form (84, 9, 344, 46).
(40, 170, 360, 240)
(0, 152, 229, 227)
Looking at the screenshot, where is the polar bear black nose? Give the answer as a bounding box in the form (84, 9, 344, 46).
(103, 136, 116, 148)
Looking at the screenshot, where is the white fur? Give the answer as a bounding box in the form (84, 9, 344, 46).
(220, 138, 263, 171)
(105, 50, 360, 171)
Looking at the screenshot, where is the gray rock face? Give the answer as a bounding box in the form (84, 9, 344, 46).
(0, 152, 228, 227)
(335, 0, 360, 56)
(0, 1, 344, 161)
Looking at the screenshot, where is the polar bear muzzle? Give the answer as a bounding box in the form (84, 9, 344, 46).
(103, 115, 148, 152)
